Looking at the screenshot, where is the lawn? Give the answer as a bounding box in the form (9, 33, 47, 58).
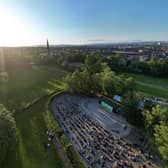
(0, 64, 67, 168)
(125, 73, 168, 99)
(0, 65, 67, 110)
(3, 97, 65, 168)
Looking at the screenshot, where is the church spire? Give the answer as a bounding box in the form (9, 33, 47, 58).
(46, 39, 50, 57)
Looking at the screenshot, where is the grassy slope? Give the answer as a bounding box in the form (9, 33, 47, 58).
(0, 65, 67, 110)
(0, 65, 66, 168)
(125, 73, 168, 99)
(4, 97, 64, 168)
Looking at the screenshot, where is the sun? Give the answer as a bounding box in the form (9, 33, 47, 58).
(0, 8, 32, 46)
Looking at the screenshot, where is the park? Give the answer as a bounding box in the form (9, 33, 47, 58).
(1, 1, 168, 167)
(0, 45, 168, 168)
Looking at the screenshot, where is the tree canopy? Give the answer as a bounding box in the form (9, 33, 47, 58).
(65, 60, 135, 97)
(65, 70, 97, 95)
(122, 91, 142, 126)
(143, 105, 168, 161)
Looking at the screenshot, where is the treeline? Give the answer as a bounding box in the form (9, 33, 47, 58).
(34, 48, 168, 77)
(2, 47, 86, 72)
(28, 48, 86, 71)
(104, 55, 168, 77)
(2, 47, 168, 77)
(127, 57, 168, 77)
(143, 105, 168, 161)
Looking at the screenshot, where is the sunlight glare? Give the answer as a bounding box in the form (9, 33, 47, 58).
(0, 8, 32, 46)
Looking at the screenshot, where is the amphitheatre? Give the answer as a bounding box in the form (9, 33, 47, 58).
(51, 93, 160, 168)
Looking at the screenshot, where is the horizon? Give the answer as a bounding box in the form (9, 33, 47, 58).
(1, 0, 168, 46)
(0, 39, 166, 48)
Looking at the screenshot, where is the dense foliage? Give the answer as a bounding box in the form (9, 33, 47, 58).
(95, 66, 135, 96)
(122, 91, 142, 126)
(65, 55, 135, 97)
(65, 70, 98, 95)
(105, 54, 168, 77)
(143, 105, 168, 161)
(0, 104, 16, 165)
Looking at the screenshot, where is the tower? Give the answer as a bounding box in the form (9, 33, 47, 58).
(46, 39, 50, 57)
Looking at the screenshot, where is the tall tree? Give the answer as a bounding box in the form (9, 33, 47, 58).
(143, 105, 168, 132)
(143, 105, 168, 161)
(154, 124, 168, 161)
(65, 70, 97, 95)
(122, 91, 142, 126)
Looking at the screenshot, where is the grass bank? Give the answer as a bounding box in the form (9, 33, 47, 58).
(1, 65, 67, 168)
(0, 65, 67, 110)
(3, 96, 65, 168)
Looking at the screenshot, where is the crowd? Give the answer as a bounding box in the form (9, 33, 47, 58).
(52, 94, 159, 168)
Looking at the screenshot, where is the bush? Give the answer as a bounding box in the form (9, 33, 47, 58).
(60, 134, 70, 147)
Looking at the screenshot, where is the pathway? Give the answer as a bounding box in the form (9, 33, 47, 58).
(52, 136, 73, 168)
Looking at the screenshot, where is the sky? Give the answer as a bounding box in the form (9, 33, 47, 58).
(0, 0, 168, 46)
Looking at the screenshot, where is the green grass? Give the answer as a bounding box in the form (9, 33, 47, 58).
(0, 64, 67, 168)
(136, 83, 168, 99)
(125, 73, 168, 99)
(0, 65, 67, 110)
(127, 73, 168, 87)
(3, 97, 65, 168)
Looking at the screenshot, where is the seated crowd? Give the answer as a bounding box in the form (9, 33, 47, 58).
(52, 95, 158, 168)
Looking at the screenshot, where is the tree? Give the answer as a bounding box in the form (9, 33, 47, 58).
(95, 66, 117, 96)
(135, 61, 149, 73)
(143, 105, 168, 132)
(0, 104, 16, 165)
(115, 76, 135, 95)
(154, 124, 168, 161)
(65, 70, 97, 95)
(106, 54, 122, 71)
(147, 58, 168, 77)
(143, 105, 168, 161)
(66, 58, 136, 97)
(85, 53, 97, 67)
(85, 53, 102, 73)
(122, 91, 142, 126)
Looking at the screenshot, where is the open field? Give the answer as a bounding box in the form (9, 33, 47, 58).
(0, 64, 67, 168)
(125, 73, 168, 99)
